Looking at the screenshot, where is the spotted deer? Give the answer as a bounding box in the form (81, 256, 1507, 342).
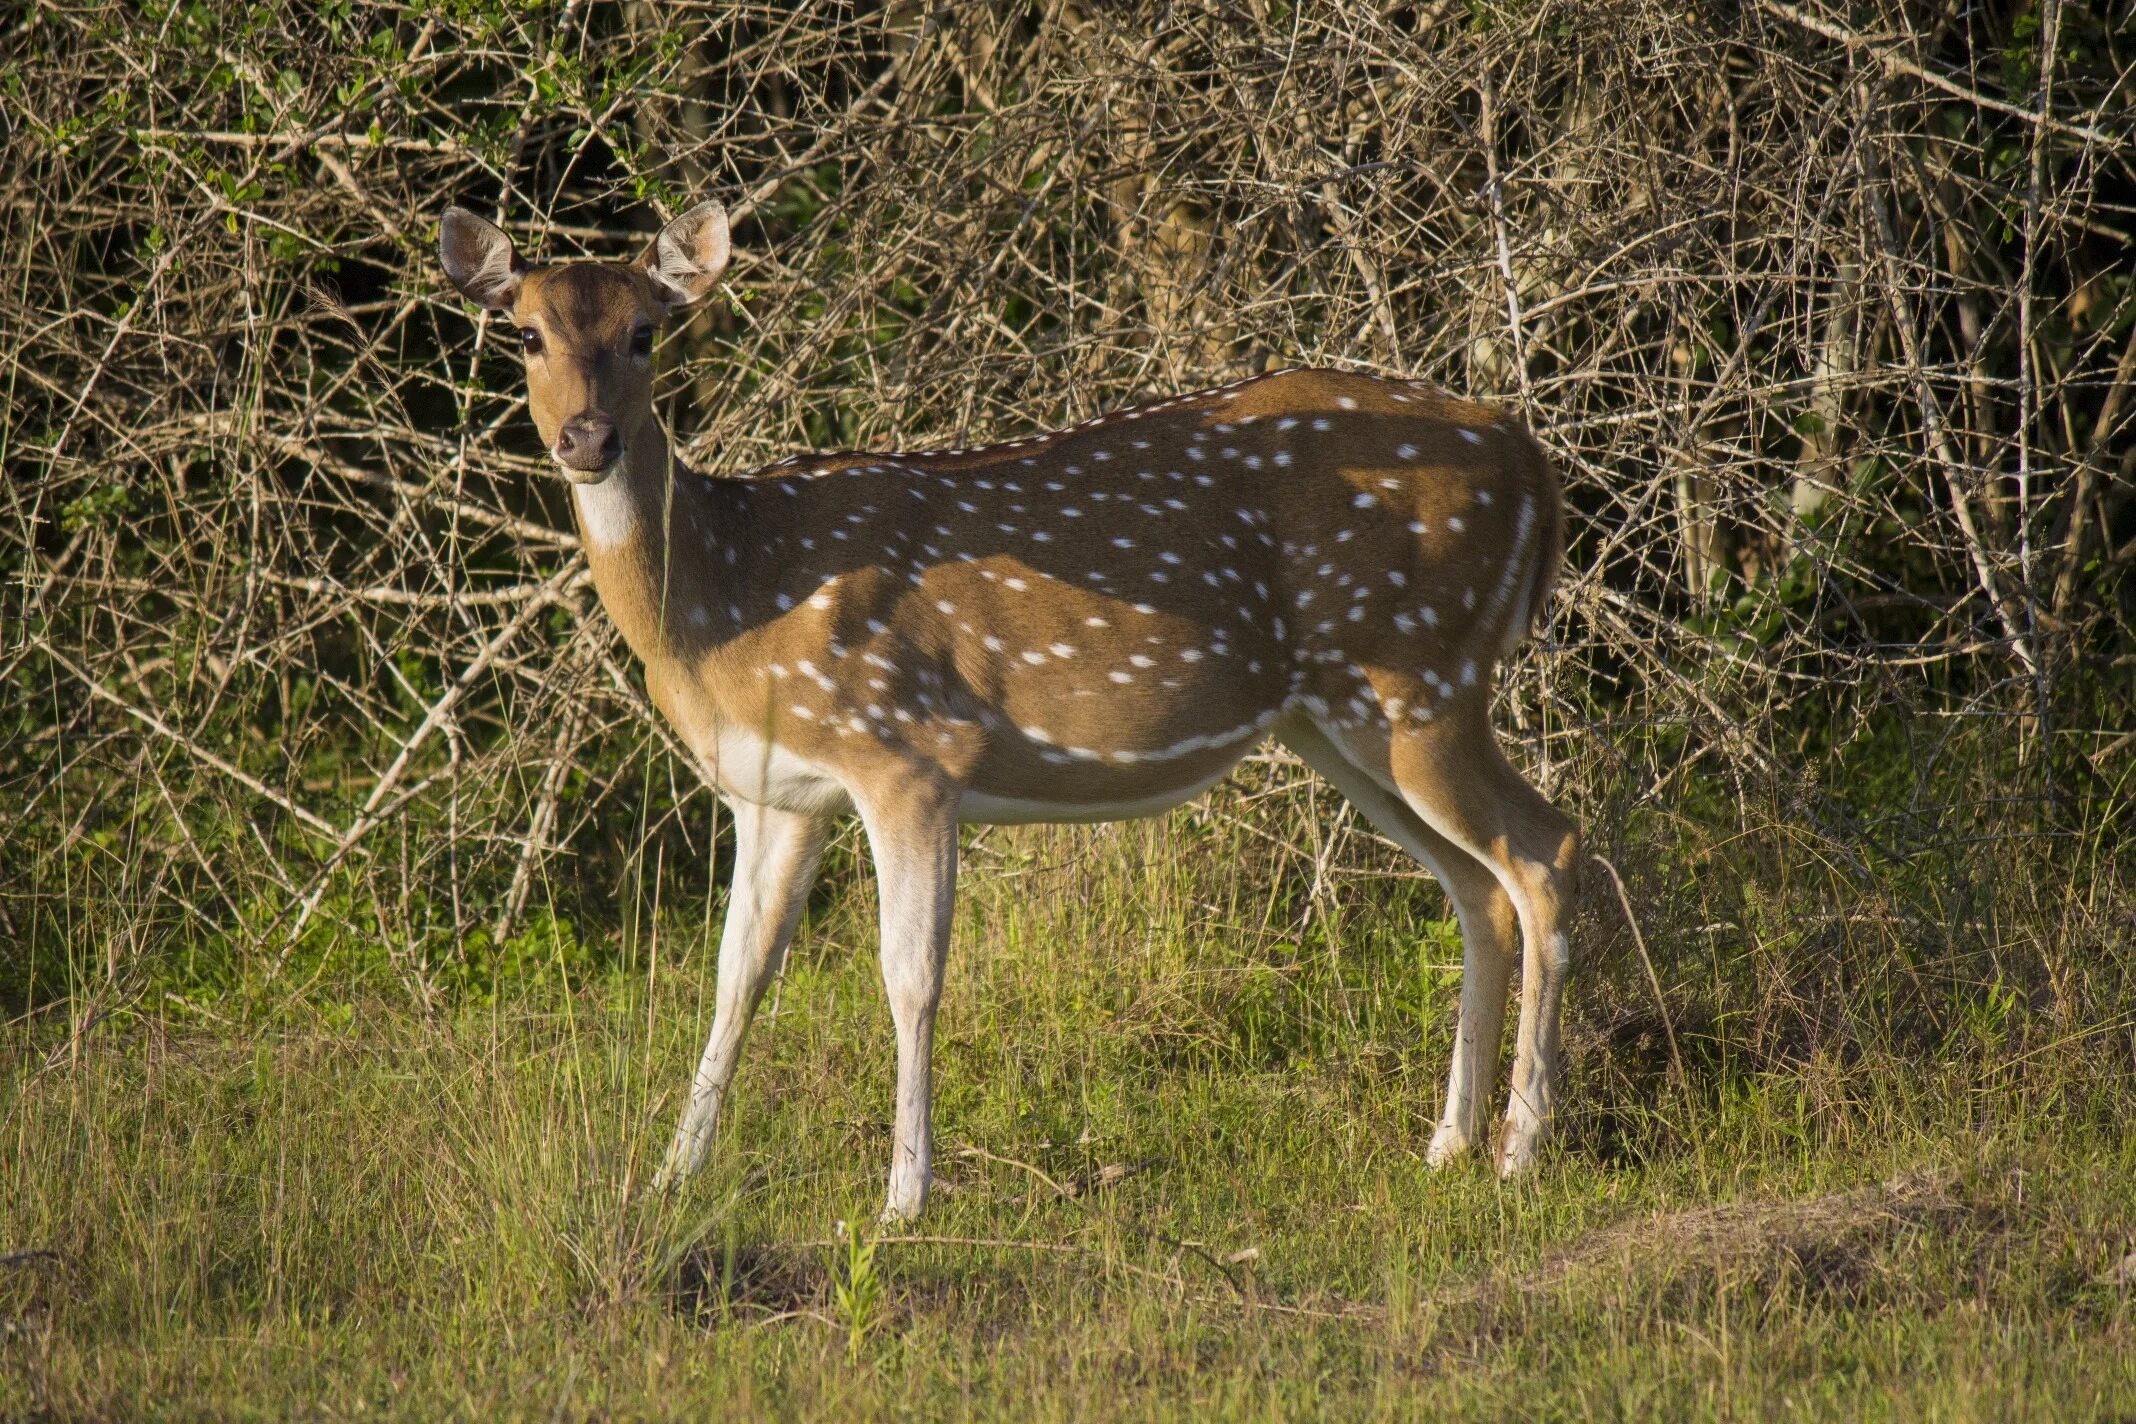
(440, 200, 1581, 1221)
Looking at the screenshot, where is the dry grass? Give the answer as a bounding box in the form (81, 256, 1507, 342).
(5, 811, 2134, 1419)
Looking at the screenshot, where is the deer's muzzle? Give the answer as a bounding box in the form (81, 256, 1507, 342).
(555, 412, 623, 481)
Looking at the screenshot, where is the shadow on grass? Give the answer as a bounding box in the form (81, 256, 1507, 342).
(668, 1238, 831, 1325)
(664, 1235, 1057, 1346)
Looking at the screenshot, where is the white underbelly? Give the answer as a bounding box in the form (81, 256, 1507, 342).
(958, 765, 1236, 825)
(691, 723, 1247, 825)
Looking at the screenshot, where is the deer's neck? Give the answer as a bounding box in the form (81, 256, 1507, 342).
(571, 419, 706, 669)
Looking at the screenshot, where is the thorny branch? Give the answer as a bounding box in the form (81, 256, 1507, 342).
(2, 0, 2129, 961)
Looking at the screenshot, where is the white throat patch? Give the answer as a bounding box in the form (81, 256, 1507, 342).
(574, 477, 637, 550)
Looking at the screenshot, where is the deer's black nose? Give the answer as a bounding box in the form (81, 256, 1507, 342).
(555, 413, 622, 473)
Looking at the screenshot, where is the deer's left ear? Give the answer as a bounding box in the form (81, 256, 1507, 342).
(640, 200, 731, 311)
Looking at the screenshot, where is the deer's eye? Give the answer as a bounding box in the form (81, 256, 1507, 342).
(629, 325, 654, 358)
(518, 327, 543, 355)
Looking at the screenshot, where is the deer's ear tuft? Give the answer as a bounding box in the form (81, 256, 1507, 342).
(640, 200, 731, 311)
(439, 206, 524, 311)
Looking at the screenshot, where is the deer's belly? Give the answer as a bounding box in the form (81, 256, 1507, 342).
(957, 763, 1237, 824)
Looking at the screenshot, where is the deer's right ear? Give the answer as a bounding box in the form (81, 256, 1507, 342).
(439, 206, 524, 311)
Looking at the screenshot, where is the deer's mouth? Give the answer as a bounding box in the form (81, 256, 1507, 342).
(556, 454, 620, 485)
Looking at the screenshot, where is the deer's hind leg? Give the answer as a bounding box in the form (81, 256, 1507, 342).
(1276, 715, 1521, 1167)
(1382, 703, 1580, 1177)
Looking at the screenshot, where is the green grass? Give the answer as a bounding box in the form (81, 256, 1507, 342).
(6, 796, 2135, 1421)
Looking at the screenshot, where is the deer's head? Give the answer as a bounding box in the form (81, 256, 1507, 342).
(439, 202, 730, 483)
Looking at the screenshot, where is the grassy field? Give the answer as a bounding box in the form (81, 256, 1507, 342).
(6, 761, 2135, 1421)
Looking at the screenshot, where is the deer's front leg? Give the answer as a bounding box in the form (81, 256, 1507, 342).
(654, 800, 829, 1191)
(857, 783, 961, 1223)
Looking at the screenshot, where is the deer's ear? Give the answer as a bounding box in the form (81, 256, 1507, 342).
(439, 206, 523, 311)
(640, 200, 731, 311)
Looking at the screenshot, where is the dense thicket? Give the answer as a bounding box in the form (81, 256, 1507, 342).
(3, 1, 2130, 1011)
